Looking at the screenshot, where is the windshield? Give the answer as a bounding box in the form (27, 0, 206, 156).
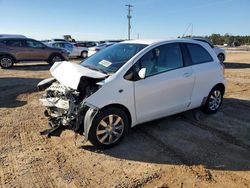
(81, 43, 147, 74)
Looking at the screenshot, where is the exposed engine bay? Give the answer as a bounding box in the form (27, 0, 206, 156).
(38, 76, 103, 136)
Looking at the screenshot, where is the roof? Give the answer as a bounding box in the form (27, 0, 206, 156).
(121, 38, 201, 45)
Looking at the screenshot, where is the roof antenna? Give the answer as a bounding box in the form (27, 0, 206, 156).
(182, 23, 193, 38)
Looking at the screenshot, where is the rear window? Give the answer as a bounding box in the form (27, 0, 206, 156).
(186, 43, 213, 65)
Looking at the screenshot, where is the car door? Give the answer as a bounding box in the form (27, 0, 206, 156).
(63, 43, 75, 56)
(4, 39, 27, 60)
(134, 43, 195, 123)
(23, 39, 47, 60)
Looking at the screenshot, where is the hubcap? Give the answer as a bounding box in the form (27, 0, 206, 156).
(96, 114, 124, 145)
(209, 90, 222, 111)
(0, 58, 12, 68)
(52, 56, 62, 63)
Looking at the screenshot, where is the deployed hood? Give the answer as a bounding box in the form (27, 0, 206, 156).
(50, 61, 107, 89)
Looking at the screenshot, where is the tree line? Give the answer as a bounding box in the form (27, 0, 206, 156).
(207, 34, 250, 46)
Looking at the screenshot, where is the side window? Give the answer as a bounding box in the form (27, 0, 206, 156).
(139, 43, 183, 77)
(186, 43, 213, 65)
(6, 40, 23, 47)
(25, 40, 45, 48)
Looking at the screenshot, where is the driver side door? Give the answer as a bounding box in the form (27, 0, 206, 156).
(134, 43, 195, 123)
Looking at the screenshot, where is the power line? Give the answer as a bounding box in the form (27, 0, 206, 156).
(126, 4, 133, 40)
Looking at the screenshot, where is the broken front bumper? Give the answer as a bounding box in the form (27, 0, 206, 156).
(39, 97, 70, 110)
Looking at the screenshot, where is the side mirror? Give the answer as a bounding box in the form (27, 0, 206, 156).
(138, 68, 146, 79)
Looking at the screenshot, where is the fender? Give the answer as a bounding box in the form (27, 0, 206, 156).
(83, 105, 99, 140)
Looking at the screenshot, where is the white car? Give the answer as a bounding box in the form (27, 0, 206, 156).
(191, 37, 226, 63)
(38, 39, 226, 148)
(88, 42, 115, 57)
(47, 41, 88, 58)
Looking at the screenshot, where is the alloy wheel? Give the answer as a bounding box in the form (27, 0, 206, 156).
(96, 114, 124, 145)
(52, 56, 62, 63)
(0, 57, 13, 68)
(208, 90, 222, 111)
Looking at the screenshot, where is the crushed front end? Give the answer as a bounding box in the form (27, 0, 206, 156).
(38, 77, 101, 137)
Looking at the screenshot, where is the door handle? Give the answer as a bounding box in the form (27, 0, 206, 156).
(183, 72, 192, 78)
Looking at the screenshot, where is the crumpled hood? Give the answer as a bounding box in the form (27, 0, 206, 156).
(50, 61, 107, 90)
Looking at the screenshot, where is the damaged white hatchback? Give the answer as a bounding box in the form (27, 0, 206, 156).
(38, 39, 226, 148)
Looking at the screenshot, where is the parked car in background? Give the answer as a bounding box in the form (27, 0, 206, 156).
(0, 38, 69, 69)
(47, 41, 88, 58)
(0, 34, 26, 38)
(190, 37, 226, 63)
(88, 42, 115, 56)
(74, 41, 98, 48)
(41, 39, 68, 43)
(38, 39, 226, 148)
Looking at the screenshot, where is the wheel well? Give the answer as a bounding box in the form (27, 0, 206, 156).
(100, 104, 132, 127)
(213, 83, 225, 95)
(0, 53, 16, 62)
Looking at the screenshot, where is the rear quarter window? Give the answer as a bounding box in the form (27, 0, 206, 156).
(186, 43, 213, 65)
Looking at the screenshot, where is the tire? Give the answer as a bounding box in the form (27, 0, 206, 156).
(0, 55, 14, 69)
(88, 107, 129, 149)
(81, 51, 88, 59)
(48, 54, 63, 65)
(202, 86, 224, 114)
(218, 53, 225, 63)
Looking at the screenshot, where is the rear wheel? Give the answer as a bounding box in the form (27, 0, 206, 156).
(218, 53, 225, 63)
(88, 108, 129, 148)
(0, 55, 14, 69)
(202, 86, 224, 114)
(48, 54, 63, 65)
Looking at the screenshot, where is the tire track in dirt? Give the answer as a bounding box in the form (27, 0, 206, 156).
(52, 136, 99, 187)
(180, 114, 250, 151)
(136, 127, 190, 165)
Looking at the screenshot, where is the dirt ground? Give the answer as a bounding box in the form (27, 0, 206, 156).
(0, 52, 249, 188)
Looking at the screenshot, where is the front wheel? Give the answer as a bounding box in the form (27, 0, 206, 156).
(88, 108, 129, 148)
(81, 51, 88, 59)
(202, 86, 224, 114)
(48, 54, 63, 65)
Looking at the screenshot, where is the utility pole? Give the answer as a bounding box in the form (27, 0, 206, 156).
(126, 4, 133, 40)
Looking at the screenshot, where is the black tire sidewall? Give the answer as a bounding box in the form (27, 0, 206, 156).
(0, 56, 14, 69)
(202, 86, 224, 114)
(88, 107, 129, 149)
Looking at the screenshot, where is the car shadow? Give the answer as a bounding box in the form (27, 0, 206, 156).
(11, 63, 50, 71)
(0, 77, 42, 108)
(82, 97, 250, 171)
(224, 62, 250, 69)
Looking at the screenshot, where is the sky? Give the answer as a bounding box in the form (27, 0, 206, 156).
(0, 0, 249, 41)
